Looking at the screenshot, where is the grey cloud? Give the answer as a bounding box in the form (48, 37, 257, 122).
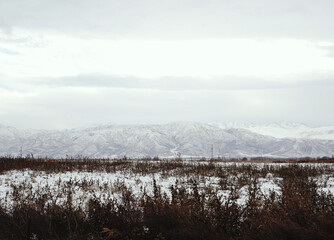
(0, 0, 334, 40)
(21, 73, 334, 91)
(0, 29, 48, 47)
(0, 47, 21, 55)
(2, 83, 334, 129)
(0, 83, 10, 91)
(319, 45, 334, 58)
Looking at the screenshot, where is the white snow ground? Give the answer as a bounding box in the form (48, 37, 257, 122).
(1, 162, 333, 210)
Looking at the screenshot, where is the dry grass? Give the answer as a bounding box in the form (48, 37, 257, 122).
(0, 156, 333, 239)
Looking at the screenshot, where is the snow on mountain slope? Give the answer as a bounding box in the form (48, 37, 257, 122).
(0, 122, 333, 158)
(214, 122, 334, 140)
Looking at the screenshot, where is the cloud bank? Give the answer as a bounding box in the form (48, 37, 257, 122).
(0, 0, 333, 129)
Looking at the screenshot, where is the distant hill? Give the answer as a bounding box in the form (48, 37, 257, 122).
(214, 122, 334, 140)
(0, 122, 334, 158)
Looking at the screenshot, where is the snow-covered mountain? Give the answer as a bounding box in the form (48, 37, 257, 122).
(214, 122, 334, 140)
(0, 122, 334, 158)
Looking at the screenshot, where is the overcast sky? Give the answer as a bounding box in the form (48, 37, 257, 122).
(1, 0, 334, 129)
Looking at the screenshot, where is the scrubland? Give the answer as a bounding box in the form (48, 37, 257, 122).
(0, 156, 334, 239)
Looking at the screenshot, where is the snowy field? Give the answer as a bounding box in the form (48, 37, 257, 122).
(1, 161, 333, 211)
(1, 158, 334, 239)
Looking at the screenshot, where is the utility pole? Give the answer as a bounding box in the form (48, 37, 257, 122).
(20, 146, 22, 158)
(211, 144, 213, 159)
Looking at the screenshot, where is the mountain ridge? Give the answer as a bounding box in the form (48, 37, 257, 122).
(214, 122, 334, 140)
(0, 122, 334, 158)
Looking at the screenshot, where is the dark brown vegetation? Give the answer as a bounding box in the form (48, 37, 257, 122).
(1, 156, 333, 174)
(0, 156, 334, 239)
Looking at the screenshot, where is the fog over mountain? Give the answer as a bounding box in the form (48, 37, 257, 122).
(1, 122, 333, 159)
